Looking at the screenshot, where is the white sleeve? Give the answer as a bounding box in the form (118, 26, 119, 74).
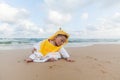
(59, 47, 70, 58)
(33, 41, 42, 51)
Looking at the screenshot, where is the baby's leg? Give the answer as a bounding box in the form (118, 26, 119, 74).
(25, 58, 33, 63)
(47, 58, 56, 62)
(46, 52, 61, 62)
(25, 53, 36, 63)
(25, 52, 42, 63)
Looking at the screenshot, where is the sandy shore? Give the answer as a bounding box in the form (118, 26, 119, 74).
(0, 44, 120, 80)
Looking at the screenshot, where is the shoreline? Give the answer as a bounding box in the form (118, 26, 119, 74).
(1, 42, 120, 50)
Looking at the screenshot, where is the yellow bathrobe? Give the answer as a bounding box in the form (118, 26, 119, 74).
(39, 29, 69, 56)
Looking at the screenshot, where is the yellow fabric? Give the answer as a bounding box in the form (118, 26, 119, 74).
(39, 29, 69, 56)
(49, 29, 69, 42)
(39, 39, 61, 56)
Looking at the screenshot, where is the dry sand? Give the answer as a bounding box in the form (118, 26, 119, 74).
(0, 44, 120, 80)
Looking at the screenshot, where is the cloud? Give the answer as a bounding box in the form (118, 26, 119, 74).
(0, 1, 120, 38)
(70, 12, 120, 38)
(84, 0, 120, 8)
(0, 23, 13, 32)
(44, 0, 82, 12)
(0, 23, 14, 37)
(100, 0, 120, 8)
(0, 2, 45, 38)
(48, 10, 71, 25)
(43, 0, 83, 26)
(84, 12, 120, 38)
(0, 2, 28, 23)
(81, 12, 89, 20)
(43, 0, 120, 38)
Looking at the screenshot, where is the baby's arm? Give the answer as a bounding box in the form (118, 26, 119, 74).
(32, 48, 37, 53)
(59, 47, 74, 62)
(32, 41, 41, 53)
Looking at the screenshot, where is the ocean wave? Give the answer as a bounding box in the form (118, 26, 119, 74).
(0, 38, 120, 50)
(0, 38, 120, 45)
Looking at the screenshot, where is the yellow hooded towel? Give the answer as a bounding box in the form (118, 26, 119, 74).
(39, 29, 69, 56)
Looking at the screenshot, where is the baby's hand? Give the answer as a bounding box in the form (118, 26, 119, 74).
(66, 58, 75, 62)
(32, 48, 37, 53)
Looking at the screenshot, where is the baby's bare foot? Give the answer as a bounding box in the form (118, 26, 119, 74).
(24, 58, 33, 63)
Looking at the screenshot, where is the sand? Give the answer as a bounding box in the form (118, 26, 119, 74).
(0, 44, 120, 80)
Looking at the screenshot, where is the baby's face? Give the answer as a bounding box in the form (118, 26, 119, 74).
(54, 36, 67, 46)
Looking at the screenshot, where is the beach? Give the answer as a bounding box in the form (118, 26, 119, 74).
(0, 44, 120, 80)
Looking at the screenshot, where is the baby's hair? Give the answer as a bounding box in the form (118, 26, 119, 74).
(56, 34, 68, 39)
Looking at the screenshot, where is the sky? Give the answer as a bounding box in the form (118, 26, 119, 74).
(0, 0, 120, 38)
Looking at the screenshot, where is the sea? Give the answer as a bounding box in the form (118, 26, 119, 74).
(0, 38, 120, 50)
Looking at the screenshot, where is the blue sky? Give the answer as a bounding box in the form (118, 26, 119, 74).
(0, 0, 120, 38)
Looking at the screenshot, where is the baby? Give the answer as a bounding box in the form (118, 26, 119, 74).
(25, 29, 74, 63)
